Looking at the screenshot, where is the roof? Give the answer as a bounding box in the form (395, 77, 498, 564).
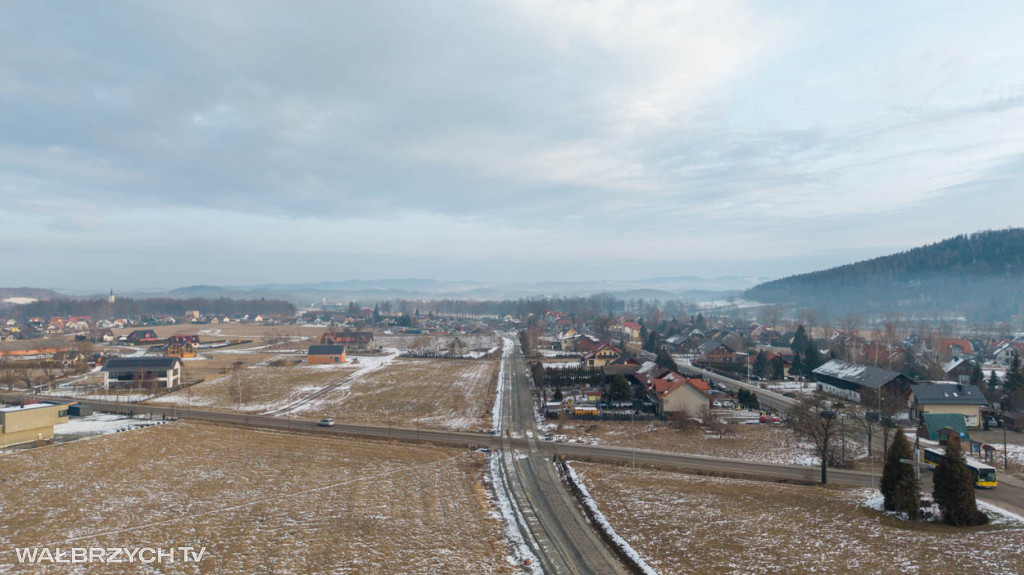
(0, 402, 69, 413)
(308, 345, 346, 355)
(910, 384, 988, 406)
(921, 413, 970, 442)
(651, 373, 709, 397)
(941, 339, 974, 355)
(941, 357, 969, 373)
(812, 359, 908, 390)
(101, 357, 180, 371)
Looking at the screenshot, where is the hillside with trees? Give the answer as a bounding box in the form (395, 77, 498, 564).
(745, 229, 1024, 320)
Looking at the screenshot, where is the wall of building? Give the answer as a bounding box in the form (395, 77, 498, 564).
(662, 385, 710, 416)
(0, 404, 68, 448)
(915, 403, 982, 428)
(309, 353, 346, 365)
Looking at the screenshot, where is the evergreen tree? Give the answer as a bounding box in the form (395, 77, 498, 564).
(644, 331, 659, 353)
(969, 361, 985, 389)
(988, 369, 1001, 390)
(753, 350, 769, 379)
(553, 386, 563, 402)
(695, 313, 707, 332)
(372, 303, 381, 323)
(880, 428, 919, 518)
(804, 339, 824, 375)
(791, 324, 810, 353)
(790, 353, 804, 377)
(933, 440, 988, 526)
(771, 356, 786, 381)
(1006, 352, 1024, 392)
(656, 348, 678, 371)
(609, 374, 632, 401)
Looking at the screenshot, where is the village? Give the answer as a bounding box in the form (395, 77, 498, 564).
(2, 294, 1024, 574)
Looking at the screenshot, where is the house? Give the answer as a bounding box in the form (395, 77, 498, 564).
(320, 331, 375, 351)
(940, 339, 974, 359)
(102, 357, 182, 389)
(168, 334, 200, 345)
(166, 340, 197, 359)
(700, 342, 739, 364)
(124, 329, 158, 344)
(918, 413, 970, 444)
(308, 345, 347, 365)
(812, 359, 915, 402)
(1002, 412, 1024, 433)
(583, 343, 623, 368)
(941, 357, 975, 385)
(0, 402, 71, 448)
(991, 341, 1024, 367)
(88, 328, 115, 343)
(50, 350, 87, 368)
(649, 372, 711, 417)
(575, 337, 603, 356)
(908, 383, 989, 428)
(621, 321, 642, 341)
(447, 337, 469, 356)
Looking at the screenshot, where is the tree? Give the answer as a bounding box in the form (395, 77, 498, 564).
(695, 313, 707, 332)
(771, 355, 786, 381)
(804, 338, 824, 375)
(970, 361, 985, 390)
(791, 324, 810, 354)
(1005, 352, 1024, 392)
(655, 348, 678, 372)
(787, 394, 845, 484)
(933, 440, 988, 526)
(753, 350, 769, 379)
(553, 386, 563, 402)
(790, 354, 804, 377)
(608, 374, 632, 402)
(880, 428, 919, 519)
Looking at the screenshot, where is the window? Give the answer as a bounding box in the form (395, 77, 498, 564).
(58, 409, 68, 418)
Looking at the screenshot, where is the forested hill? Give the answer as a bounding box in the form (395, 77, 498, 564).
(745, 229, 1024, 320)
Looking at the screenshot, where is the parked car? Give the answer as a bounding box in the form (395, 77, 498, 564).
(317, 418, 335, 427)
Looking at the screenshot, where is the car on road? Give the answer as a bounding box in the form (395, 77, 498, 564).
(317, 418, 335, 427)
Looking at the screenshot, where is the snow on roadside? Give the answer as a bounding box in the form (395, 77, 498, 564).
(564, 462, 658, 575)
(858, 487, 1024, 526)
(484, 452, 542, 573)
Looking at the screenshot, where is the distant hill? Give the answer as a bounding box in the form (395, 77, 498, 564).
(745, 229, 1024, 321)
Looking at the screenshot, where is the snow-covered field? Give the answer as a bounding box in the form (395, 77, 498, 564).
(0, 422, 515, 574)
(572, 462, 1024, 575)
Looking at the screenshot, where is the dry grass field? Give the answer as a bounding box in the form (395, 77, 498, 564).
(0, 422, 514, 574)
(150, 360, 359, 413)
(294, 358, 499, 431)
(554, 419, 864, 467)
(572, 462, 1024, 575)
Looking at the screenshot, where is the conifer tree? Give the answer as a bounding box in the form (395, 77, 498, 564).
(933, 440, 988, 526)
(880, 428, 919, 518)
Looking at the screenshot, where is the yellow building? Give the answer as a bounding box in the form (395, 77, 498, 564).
(0, 402, 70, 448)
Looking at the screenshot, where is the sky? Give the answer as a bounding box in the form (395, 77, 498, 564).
(2, 1, 1024, 291)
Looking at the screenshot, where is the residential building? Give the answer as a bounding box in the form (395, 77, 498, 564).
(308, 345, 347, 365)
(102, 357, 182, 389)
(908, 383, 989, 428)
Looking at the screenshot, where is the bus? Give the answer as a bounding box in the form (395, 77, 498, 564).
(922, 447, 997, 489)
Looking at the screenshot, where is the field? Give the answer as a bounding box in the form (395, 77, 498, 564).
(552, 418, 869, 468)
(149, 358, 362, 414)
(292, 358, 500, 431)
(572, 462, 1024, 575)
(0, 422, 514, 574)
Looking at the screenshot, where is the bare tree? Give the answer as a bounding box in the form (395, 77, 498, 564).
(787, 393, 847, 484)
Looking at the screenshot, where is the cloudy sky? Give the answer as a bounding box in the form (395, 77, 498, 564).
(3, 1, 1023, 291)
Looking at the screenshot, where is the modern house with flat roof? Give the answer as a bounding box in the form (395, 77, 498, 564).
(101, 357, 182, 389)
(0, 402, 71, 448)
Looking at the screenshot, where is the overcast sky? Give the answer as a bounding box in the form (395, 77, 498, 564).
(3, 1, 1023, 291)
